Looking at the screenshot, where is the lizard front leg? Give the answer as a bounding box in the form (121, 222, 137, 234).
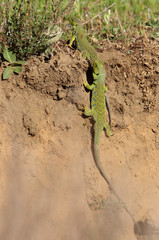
(68, 35, 75, 48)
(84, 107, 94, 116)
(83, 81, 95, 91)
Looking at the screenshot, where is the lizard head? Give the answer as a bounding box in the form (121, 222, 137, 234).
(69, 17, 80, 27)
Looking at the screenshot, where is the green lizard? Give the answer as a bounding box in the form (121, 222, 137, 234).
(84, 60, 138, 227)
(69, 18, 140, 230)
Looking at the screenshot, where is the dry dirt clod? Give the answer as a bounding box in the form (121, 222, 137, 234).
(22, 115, 39, 136)
(57, 87, 67, 100)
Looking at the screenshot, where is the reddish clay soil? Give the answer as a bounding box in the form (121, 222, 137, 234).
(0, 36, 159, 240)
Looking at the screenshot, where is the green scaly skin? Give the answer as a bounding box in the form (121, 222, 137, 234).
(84, 62, 112, 140)
(84, 61, 138, 227)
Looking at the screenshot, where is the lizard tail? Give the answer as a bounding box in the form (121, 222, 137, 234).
(93, 144, 139, 228)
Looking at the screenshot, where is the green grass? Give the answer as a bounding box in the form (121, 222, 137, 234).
(67, 0, 159, 41)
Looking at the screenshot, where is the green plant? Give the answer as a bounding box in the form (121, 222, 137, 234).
(0, 0, 75, 60)
(2, 48, 25, 80)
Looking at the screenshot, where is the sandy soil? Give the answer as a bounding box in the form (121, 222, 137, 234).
(0, 36, 159, 240)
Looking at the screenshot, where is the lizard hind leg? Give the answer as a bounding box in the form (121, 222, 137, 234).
(104, 86, 108, 92)
(104, 121, 113, 137)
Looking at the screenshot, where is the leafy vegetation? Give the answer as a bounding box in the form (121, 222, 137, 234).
(2, 48, 25, 79)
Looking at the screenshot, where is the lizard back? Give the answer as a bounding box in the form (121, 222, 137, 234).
(92, 80, 107, 145)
